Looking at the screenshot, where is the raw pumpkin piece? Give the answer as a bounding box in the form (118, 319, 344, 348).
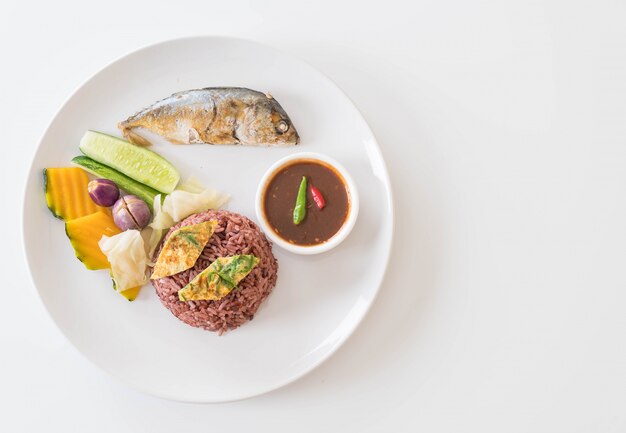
(65, 212, 121, 270)
(110, 271, 143, 302)
(120, 286, 142, 301)
(44, 167, 109, 221)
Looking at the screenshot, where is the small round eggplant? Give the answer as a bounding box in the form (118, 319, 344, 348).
(88, 179, 120, 207)
(112, 195, 151, 230)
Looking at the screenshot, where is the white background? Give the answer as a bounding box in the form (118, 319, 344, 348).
(3, 0, 626, 431)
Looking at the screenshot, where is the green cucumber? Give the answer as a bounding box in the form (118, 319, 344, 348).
(72, 156, 159, 209)
(79, 130, 180, 194)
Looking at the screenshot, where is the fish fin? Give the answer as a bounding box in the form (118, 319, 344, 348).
(188, 128, 202, 144)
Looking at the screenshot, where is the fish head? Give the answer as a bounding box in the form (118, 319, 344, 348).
(240, 98, 300, 145)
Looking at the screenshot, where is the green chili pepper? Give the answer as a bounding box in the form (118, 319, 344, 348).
(293, 176, 307, 225)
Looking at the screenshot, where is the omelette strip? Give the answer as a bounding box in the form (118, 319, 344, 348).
(178, 255, 259, 302)
(151, 220, 217, 279)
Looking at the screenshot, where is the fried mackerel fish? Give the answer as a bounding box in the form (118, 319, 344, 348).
(118, 87, 300, 146)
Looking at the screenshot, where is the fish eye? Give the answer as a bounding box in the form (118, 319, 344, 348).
(277, 120, 289, 133)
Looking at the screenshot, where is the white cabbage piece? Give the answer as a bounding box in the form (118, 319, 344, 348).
(139, 226, 160, 263)
(145, 225, 166, 261)
(149, 194, 174, 230)
(146, 179, 229, 256)
(145, 194, 171, 259)
(99, 230, 148, 292)
(162, 178, 230, 221)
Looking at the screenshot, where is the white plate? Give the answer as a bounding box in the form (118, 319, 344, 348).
(22, 36, 393, 402)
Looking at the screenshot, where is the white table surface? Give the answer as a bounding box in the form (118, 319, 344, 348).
(3, 0, 626, 431)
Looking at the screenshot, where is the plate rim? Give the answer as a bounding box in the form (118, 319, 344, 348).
(21, 35, 395, 403)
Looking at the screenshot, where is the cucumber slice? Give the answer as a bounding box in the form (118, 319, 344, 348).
(72, 156, 159, 210)
(79, 131, 180, 194)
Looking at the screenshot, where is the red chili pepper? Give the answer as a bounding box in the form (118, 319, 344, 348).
(310, 185, 326, 209)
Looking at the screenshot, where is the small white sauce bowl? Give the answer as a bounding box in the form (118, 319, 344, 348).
(255, 152, 359, 255)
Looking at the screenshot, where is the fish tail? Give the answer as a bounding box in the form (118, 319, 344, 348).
(118, 121, 153, 147)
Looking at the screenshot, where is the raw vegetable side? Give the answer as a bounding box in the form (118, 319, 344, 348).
(72, 156, 159, 209)
(45, 168, 109, 221)
(112, 195, 151, 230)
(65, 212, 121, 270)
(80, 131, 180, 193)
(46, 130, 228, 303)
(99, 230, 148, 292)
(88, 179, 119, 207)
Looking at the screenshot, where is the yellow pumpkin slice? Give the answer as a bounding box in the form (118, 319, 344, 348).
(120, 286, 142, 301)
(65, 212, 121, 270)
(44, 167, 109, 221)
(109, 270, 142, 302)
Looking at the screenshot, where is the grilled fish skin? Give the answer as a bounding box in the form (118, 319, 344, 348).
(118, 87, 300, 146)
